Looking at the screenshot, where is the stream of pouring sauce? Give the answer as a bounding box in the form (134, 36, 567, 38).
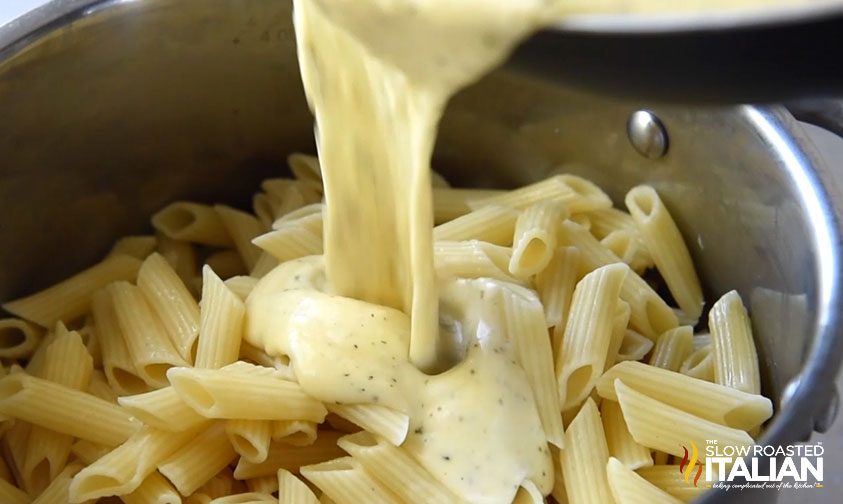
(245, 1, 825, 502)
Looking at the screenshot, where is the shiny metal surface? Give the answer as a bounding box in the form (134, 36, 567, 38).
(626, 110, 669, 159)
(1, 1, 842, 502)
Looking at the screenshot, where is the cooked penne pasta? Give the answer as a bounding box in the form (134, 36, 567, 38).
(233, 431, 345, 479)
(587, 208, 637, 239)
(326, 404, 409, 446)
(709, 290, 761, 395)
(616, 329, 654, 363)
(204, 250, 248, 280)
(0, 478, 29, 504)
(614, 379, 754, 458)
(470, 175, 611, 214)
(120, 471, 182, 504)
(69, 424, 206, 501)
(90, 290, 148, 395)
(693, 333, 712, 350)
(137, 253, 201, 362)
(272, 203, 324, 229)
(108, 235, 158, 260)
(606, 457, 681, 504)
(0, 373, 140, 446)
(301, 456, 401, 504)
(637, 465, 707, 503)
(605, 302, 631, 373)
(338, 431, 463, 504)
(87, 370, 118, 403)
(156, 235, 199, 292)
(501, 286, 565, 447)
(625, 186, 703, 320)
(535, 246, 580, 331)
(2, 420, 29, 487)
(106, 282, 188, 388)
(288, 152, 324, 193)
(159, 422, 237, 496)
(600, 230, 653, 274)
(253, 225, 322, 263)
(214, 205, 265, 270)
(31, 462, 85, 504)
(0, 318, 43, 359)
(601, 400, 652, 470)
(278, 469, 320, 504)
(168, 364, 327, 422)
(434, 241, 522, 284)
(559, 398, 612, 504)
(208, 492, 277, 503)
(509, 200, 568, 278)
(70, 440, 109, 465)
(598, 361, 772, 430)
(272, 420, 318, 446)
(249, 252, 280, 278)
(245, 475, 279, 494)
(680, 345, 715, 382)
(557, 220, 677, 338)
(226, 419, 272, 463)
(433, 205, 518, 245)
(556, 263, 628, 411)
(2, 255, 142, 328)
(118, 386, 207, 432)
(649, 326, 694, 372)
(195, 266, 246, 369)
(431, 187, 506, 224)
(222, 275, 259, 301)
(153, 202, 233, 247)
(550, 446, 567, 504)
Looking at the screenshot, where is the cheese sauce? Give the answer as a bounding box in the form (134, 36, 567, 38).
(245, 0, 824, 502)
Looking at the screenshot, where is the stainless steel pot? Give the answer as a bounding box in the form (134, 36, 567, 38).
(1, 1, 842, 502)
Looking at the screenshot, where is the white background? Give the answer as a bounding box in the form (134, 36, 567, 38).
(2, 2, 843, 501)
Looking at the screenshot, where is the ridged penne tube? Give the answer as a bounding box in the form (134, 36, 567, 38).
(107, 282, 188, 388)
(0, 373, 140, 446)
(278, 469, 320, 504)
(2, 255, 142, 328)
(557, 221, 678, 338)
(108, 235, 158, 259)
(0, 478, 29, 504)
(0, 318, 42, 359)
(195, 266, 246, 369)
(556, 263, 628, 411)
(23, 329, 56, 377)
(470, 175, 612, 214)
(0, 454, 13, 484)
(434, 241, 522, 284)
(625, 186, 703, 320)
(208, 492, 277, 503)
(587, 208, 637, 239)
(433, 205, 519, 245)
(709, 291, 761, 395)
(249, 252, 280, 278)
(569, 213, 591, 231)
(550, 447, 567, 504)
(137, 253, 201, 362)
(2, 420, 29, 486)
(272, 202, 324, 228)
(24, 331, 94, 493)
(69, 424, 206, 501)
(598, 361, 772, 430)
(559, 398, 612, 504)
(616, 330, 654, 362)
(120, 471, 182, 504)
(510, 200, 568, 278)
(288, 153, 323, 192)
(90, 290, 148, 396)
(326, 404, 409, 446)
(637, 465, 707, 503)
(253, 192, 284, 228)
(252, 226, 322, 263)
(606, 458, 681, 504)
(152, 202, 233, 247)
(31, 462, 84, 504)
(214, 205, 265, 270)
(301, 456, 401, 504)
(680, 346, 715, 382)
(601, 401, 652, 471)
(226, 419, 272, 463)
(70, 440, 109, 465)
(649, 326, 694, 372)
(431, 187, 506, 224)
(156, 236, 198, 292)
(246, 475, 279, 494)
(118, 386, 207, 431)
(536, 247, 580, 331)
(338, 432, 463, 504)
(168, 364, 327, 422)
(693, 333, 712, 350)
(501, 287, 565, 447)
(159, 422, 237, 496)
(272, 420, 318, 446)
(605, 301, 631, 373)
(600, 230, 653, 274)
(223, 276, 259, 301)
(614, 379, 754, 458)
(204, 250, 247, 279)
(233, 431, 345, 479)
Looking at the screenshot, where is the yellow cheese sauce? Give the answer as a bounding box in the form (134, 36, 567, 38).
(245, 0, 824, 502)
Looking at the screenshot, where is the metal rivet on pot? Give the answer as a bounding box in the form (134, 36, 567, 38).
(627, 110, 668, 159)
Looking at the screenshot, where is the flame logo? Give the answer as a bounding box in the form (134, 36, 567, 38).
(679, 441, 703, 487)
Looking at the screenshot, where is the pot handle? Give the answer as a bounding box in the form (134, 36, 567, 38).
(787, 98, 843, 138)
